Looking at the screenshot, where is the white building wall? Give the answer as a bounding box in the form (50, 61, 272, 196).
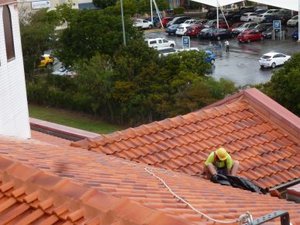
(0, 4, 31, 139)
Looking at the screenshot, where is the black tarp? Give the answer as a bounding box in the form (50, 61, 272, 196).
(210, 174, 267, 194)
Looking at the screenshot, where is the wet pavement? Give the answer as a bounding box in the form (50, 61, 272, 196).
(145, 28, 300, 87)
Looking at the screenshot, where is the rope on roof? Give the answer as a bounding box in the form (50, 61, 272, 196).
(145, 167, 253, 224)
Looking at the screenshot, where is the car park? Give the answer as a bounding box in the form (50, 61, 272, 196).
(240, 12, 259, 22)
(145, 38, 175, 49)
(237, 29, 263, 43)
(133, 19, 153, 29)
(259, 52, 291, 68)
(287, 15, 298, 27)
(165, 24, 180, 35)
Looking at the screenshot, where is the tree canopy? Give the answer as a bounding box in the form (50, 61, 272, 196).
(260, 53, 300, 116)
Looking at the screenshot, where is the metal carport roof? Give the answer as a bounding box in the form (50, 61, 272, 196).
(248, 0, 298, 11)
(190, 0, 244, 7)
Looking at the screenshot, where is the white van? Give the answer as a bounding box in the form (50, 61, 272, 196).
(145, 38, 176, 49)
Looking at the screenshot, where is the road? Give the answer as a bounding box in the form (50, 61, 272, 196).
(145, 28, 300, 87)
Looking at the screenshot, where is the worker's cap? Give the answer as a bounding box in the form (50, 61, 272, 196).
(215, 147, 229, 161)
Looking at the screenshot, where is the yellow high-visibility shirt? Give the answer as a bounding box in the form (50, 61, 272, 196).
(204, 152, 233, 169)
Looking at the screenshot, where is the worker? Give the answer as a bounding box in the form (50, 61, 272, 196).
(203, 147, 239, 179)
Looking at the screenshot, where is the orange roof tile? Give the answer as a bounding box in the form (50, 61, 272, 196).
(73, 88, 300, 189)
(0, 137, 299, 225)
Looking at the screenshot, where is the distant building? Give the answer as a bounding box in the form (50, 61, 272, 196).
(0, 0, 31, 139)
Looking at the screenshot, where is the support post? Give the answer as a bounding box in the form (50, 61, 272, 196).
(150, 0, 153, 24)
(298, 0, 300, 42)
(120, 0, 126, 46)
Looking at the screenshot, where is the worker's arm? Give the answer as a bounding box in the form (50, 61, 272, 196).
(204, 152, 217, 176)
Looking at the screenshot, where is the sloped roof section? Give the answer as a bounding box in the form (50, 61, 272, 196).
(0, 151, 189, 225)
(0, 137, 299, 225)
(73, 88, 300, 189)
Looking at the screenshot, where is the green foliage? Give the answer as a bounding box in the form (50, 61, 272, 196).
(57, 9, 142, 66)
(260, 53, 300, 116)
(173, 7, 185, 15)
(135, 0, 169, 14)
(20, 9, 60, 76)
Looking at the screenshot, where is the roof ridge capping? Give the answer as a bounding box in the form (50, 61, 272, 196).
(0, 156, 189, 225)
(243, 88, 300, 141)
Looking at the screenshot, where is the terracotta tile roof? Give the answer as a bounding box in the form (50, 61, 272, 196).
(73, 88, 300, 189)
(0, 137, 299, 225)
(0, 140, 189, 225)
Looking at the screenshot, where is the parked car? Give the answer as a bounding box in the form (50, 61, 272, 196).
(237, 29, 263, 43)
(256, 9, 281, 23)
(133, 19, 153, 29)
(231, 22, 257, 36)
(205, 19, 228, 29)
(38, 54, 54, 68)
(253, 23, 272, 32)
(292, 30, 298, 40)
(259, 52, 291, 69)
(157, 47, 177, 57)
(228, 22, 245, 32)
(185, 23, 205, 37)
(261, 15, 281, 24)
(198, 28, 231, 40)
(145, 38, 175, 49)
(240, 12, 259, 22)
(176, 48, 216, 64)
(262, 26, 274, 39)
(52, 66, 76, 77)
(205, 50, 216, 64)
(287, 15, 298, 27)
(175, 19, 197, 36)
(159, 17, 174, 28)
(166, 16, 191, 27)
(165, 24, 180, 35)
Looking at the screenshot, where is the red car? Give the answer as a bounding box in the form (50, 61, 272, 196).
(158, 17, 173, 28)
(237, 29, 264, 43)
(185, 24, 205, 37)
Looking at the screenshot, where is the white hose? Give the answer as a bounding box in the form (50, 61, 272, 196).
(145, 167, 251, 224)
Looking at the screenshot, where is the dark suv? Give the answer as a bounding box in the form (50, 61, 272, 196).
(166, 16, 191, 27)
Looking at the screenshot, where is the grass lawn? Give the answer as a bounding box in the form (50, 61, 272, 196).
(28, 104, 123, 134)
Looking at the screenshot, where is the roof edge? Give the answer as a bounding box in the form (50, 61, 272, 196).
(243, 88, 300, 140)
(30, 117, 101, 141)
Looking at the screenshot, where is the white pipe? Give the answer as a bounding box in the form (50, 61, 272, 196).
(150, 0, 153, 24)
(298, 0, 300, 42)
(152, 0, 164, 28)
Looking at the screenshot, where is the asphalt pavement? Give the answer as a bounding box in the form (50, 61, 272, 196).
(144, 28, 300, 87)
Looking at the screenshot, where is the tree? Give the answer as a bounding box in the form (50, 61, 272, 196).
(260, 53, 300, 116)
(57, 9, 142, 66)
(20, 9, 60, 76)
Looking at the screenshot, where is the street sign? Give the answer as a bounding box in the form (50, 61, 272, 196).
(273, 20, 281, 30)
(182, 36, 190, 49)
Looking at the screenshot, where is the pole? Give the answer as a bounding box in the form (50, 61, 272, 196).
(150, 0, 153, 24)
(298, 0, 300, 42)
(120, 0, 126, 46)
(216, 4, 219, 29)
